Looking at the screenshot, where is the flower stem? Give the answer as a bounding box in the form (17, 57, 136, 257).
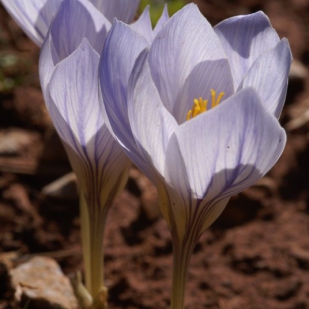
(80, 190, 92, 292)
(89, 207, 107, 309)
(79, 188, 108, 309)
(170, 239, 194, 309)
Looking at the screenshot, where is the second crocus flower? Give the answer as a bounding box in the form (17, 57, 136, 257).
(99, 4, 291, 309)
(38, 0, 135, 307)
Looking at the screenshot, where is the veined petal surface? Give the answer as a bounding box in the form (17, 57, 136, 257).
(153, 5, 169, 37)
(130, 5, 169, 44)
(148, 4, 233, 120)
(128, 55, 178, 179)
(40, 34, 59, 98)
(50, 0, 110, 60)
(45, 38, 129, 193)
(90, 0, 139, 23)
(99, 20, 149, 173)
(47, 39, 102, 159)
(238, 39, 292, 118)
(130, 6, 153, 44)
(164, 88, 286, 238)
(1, 0, 62, 46)
(214, 11, 280, 89)
(39, 0, 109, 105)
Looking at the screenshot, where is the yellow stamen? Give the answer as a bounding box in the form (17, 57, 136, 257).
(186, 97, 208, 121)
(186, 89, 225, 121)
(211, 89, 225, 108)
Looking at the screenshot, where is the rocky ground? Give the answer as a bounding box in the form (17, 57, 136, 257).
(1, 0, 309, 308)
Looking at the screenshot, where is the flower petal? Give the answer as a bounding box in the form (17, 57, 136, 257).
(61, 124, 130, 202)
(130, 5, 170, 44)
(50, 0, 110, 60)
(39, 34, 58, 99)
(90, 0, 139, 23)
(148, 3, 230, 115)
(173, 59, 234, 124)
(127, 56, 178, 179)
(87, 123, 131, 208)
(238, 39, 292, 118)
(214, 11, 280, 89)
(164, 88, 286, 234)
(43, 37, 130, 203)
(1, 0, 62, 46)
(153, 4, 169, 37)
(130, 6, 153, 44)
(46, 38, 102, 161)
(99, 20, 150, 171)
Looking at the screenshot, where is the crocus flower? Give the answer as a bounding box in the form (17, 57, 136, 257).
(38, 0, 134, 307)
(0, 0, 140, 46)
(99, 4, 291, 309)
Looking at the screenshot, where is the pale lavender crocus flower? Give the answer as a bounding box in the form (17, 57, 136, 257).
(38, 0, 134, 307)
(99, 4, 292, 309)
(0, 0, 140, 46)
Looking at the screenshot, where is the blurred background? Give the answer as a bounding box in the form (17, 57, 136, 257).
(0, 0, 309, 308)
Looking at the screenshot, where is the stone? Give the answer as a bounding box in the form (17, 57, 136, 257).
(0, 252, 18, 294)
(289, 59, 308, 82)
(0, 251, 18, 271)
(41, 172, 78, 200)
(0, 129, 40, 157)
(9, 256, 78, 309)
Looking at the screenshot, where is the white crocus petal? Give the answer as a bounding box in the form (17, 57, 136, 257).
(214, 11, 280, 89)
(91, 122, 131, 207)
(174, 59, 234, 124)
(47, 39, 101, 168)
(40, 0, 108, 107)
(99, 20, 149, 170)
(128, 56, 178, 180)
(153, 5, 169, 37)
(39, 34, 58, 99)
(238, 39, 292, 118)
(130, 6, 153, 44)
(1, 0, 62, 46)
(148, 4, 231, 118)
(90, 0, 139, 23)
(45, 37, 131, 194)
(50, 0, 110, 60)
(164, 88, 286, 238)
(130, 5, 170, 44)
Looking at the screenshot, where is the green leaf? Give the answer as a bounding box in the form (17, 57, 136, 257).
(138, 0, 186, 26)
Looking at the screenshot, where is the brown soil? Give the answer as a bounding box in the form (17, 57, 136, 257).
(1, 1, 309, 308)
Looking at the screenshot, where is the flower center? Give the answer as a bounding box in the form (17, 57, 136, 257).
(186, 89, 225, 121)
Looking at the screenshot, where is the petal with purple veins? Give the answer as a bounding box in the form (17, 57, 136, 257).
(130, 6, 153, 44)
(99, 20, 149, 171)
(214, 11, 280, 89)
(148, 4, 229, 115)
(164, 88, 286, 236)
(46, 39, 102, 163)
(1, 0, 62, 46)
(50, 0, 110, 60)
(128, 56, 178, 180)
(90, 0, 140, 23)
(238, 39, 292, 118)
(153, 5, 169, 37)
